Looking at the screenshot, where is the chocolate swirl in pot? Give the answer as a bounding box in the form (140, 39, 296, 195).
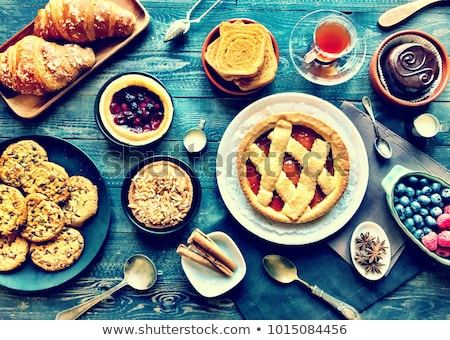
(383, 43, 439, 98)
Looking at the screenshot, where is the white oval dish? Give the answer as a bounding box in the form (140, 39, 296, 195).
(350, 221, 391, 281)
(181, 231, 246, 298)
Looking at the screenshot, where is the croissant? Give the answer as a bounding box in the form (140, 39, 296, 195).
(33, 0, 137, 43)
(0, 35, 96, 96)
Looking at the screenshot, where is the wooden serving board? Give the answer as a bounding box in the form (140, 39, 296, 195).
(0, 0, 150, 119)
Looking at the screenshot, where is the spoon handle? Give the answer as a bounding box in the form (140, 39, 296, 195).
(378, 0, 442, 29)
(310, 285, 362, 320)
(55, 280, 127, 320)
(361, 96, 381, 138)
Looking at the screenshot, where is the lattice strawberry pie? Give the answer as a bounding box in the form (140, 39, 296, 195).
(236, 112, 350, 224)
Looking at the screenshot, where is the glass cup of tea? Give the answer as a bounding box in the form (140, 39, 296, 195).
(304, 14, 358, 64)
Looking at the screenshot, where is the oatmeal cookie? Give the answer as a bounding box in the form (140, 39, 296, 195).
(0, 140, 48, 187)
(0, 183, 27, 236)
(21, 193, 65, 242)
(29, 227, 84, 272)
(0, 233, 29, 272)
(63, 176, 98, 227)
(21, 161, 70, 204)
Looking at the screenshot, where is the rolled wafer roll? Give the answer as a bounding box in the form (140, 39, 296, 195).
(188, 228, 237, 272)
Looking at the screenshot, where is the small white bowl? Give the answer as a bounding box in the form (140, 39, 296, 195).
(350, 221, 391, 281)
(181, 231, 246, 297)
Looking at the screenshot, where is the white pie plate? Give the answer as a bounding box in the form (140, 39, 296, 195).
(216, 92, 369, 245)
(181, 231, 246, 298)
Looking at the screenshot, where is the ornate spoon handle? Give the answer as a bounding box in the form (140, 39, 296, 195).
(56, 280, 127, 320)
(310, 285, 362, 320)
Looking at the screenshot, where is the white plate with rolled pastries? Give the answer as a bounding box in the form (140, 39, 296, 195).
(216, 92, 369, 245)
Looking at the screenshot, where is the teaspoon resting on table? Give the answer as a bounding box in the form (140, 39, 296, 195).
(361, 96, 393, 160)
(262, 254, 362, 320)
(55, 254, 157, 320)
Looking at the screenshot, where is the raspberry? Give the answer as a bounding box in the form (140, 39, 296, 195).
(444, 205, 450, 214)
(437, 213, 450, 230)
(422, 231, 438, 251)
(437, 230, 450, 247)
(435, 247, 450, 258)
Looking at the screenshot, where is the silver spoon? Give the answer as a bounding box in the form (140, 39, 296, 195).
(262, 254, 362, 320)
(55, 254, 157, 320)
(361, 96, 393, 159)
(164, 0, 223, 42)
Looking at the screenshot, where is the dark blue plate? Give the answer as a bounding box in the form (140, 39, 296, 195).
(0, 135, 110, 292)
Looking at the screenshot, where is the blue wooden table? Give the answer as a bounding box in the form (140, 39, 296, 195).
(0, 0, 449, 320)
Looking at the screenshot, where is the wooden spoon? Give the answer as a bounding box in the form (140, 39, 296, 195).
(378, 0, 449, 29)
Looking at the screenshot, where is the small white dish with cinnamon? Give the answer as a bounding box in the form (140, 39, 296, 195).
(178, 229, 246, 297)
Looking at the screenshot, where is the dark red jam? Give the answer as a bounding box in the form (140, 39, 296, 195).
(247, 126, 333, 210)
(109, 86, 164, 133)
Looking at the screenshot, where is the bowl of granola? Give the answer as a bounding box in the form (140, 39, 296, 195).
(121, 156, 201, 235)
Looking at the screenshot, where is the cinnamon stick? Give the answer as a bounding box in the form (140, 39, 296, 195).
(188, 229, 237, 272)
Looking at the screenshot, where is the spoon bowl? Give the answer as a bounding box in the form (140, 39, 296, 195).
(55, 254, 157, 320)
(361, 96, 393, 159)
(262, 254, 361, 320)
(164, 0, 223, 42)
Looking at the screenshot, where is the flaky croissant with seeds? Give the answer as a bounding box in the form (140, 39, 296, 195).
(33, 0, 137, 43)
(0, 35, 95, 96)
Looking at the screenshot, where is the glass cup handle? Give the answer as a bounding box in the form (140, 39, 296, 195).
(304, 49, 318, 64)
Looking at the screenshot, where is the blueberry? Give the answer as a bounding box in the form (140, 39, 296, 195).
(395, 204, 405, 215)
(125, 92, 136, 103)
(404, 218, 415, 231)
(419, 178, 429, 186)
(395, 183, 407, 195)
(399, 196, 411, 206)
(442, 188, 450, 202)
(413, 229, 425, 239)
(431, 182, 442, 193)
(430, 193, 442, 206)
(417, 195, 431, 206)
(137, 93, 145, 102)
(130, 101, 138, 110)
(425, 216, 437, 228)
(413, 214, 424, 227)
(419, 208, 429, 217)
(423, 226, 434, 234)
(430, 206, 443, 218)
(421, 186, 432, 195)
(406, 176, 419, 187)
(404, 206, 413, 218)
(410, 200, 421, 212)
(405, 186, 415, 198)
